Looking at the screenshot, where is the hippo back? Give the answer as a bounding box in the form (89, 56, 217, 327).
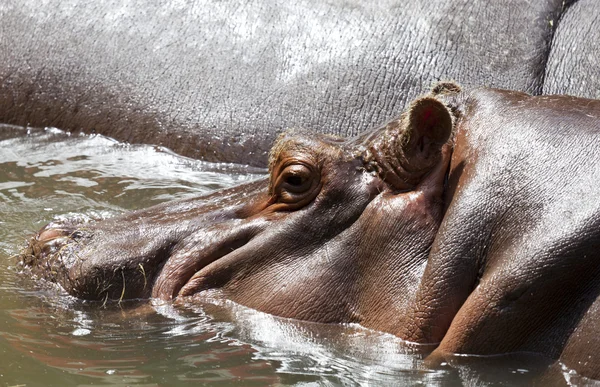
(0, 0, 582, 165)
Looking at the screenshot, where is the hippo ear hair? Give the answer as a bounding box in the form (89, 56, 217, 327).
(431, 81, 461, 96)
(404, 97, 453, 157)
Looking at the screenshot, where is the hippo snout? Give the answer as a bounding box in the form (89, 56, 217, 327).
(20, 179, 271, 302)
(21, 220, 93, 289)
(22, 220, 176, 301)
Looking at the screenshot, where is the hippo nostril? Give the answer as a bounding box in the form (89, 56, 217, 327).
(37, 228, 70, 242)
(20, 224, 87, 269)
(35, 225, 88, 253)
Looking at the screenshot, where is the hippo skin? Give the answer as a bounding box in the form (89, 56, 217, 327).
(2, 0, 600, 166)
(4, 0, 600, 383)
(21, 84, 600, 381)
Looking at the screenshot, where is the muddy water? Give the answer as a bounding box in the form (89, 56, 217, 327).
(0, 126, 558, 386)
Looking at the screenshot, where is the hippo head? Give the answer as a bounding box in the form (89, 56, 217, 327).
(20, 90, 454, 339)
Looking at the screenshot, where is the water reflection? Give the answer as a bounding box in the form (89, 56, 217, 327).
(2, 298, 278, 385)
(178, 295, 445, 386)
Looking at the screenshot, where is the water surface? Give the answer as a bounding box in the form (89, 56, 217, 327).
(0, 126, 564, 386)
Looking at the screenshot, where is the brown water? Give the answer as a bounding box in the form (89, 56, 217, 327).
(0, 126, 567, 386)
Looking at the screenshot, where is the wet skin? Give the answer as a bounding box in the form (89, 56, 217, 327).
(21, 84, 600, 380)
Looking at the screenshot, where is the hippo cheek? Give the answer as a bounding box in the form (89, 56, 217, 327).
(175, 237, 364, 323)
(161, 205, 368, 322)
(174, 192, 445, 327)
(150, 217, 272, 300)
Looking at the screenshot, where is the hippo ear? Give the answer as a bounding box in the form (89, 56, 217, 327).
(402, 97, 453, 163)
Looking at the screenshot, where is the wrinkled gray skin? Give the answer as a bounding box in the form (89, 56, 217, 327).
(3, 0, 599, 166)
(22, 86, 600, 381)
(544, 0, 600, 99)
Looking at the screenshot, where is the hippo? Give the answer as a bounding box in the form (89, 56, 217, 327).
(20, 83, 600, 380)
(3, 0, 599, 166)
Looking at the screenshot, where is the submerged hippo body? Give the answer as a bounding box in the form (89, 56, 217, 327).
(22, 85, 600, 379)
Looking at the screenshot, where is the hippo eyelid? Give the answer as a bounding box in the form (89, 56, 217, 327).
(269, 161, 322, 210)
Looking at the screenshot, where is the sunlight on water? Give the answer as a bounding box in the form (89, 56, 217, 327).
(0, 125, 564, 386)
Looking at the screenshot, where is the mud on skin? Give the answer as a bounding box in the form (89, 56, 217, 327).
(20, 83, 600, 381)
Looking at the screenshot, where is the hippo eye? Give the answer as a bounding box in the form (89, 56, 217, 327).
(285, 175, 304, 187)
(272, 163, 320, 207)
(280, 164, 313, 194)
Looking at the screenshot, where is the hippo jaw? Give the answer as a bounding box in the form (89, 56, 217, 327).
(20, 94, 454, 337)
